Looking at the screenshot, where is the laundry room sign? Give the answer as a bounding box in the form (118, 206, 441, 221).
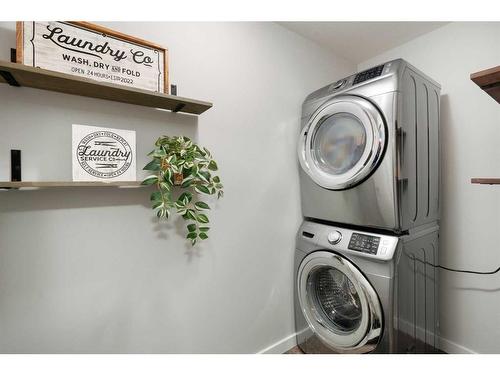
(72, 124, 136, 182)
(16, 21, 169, 93)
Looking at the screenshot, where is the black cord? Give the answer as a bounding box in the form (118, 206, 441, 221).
(414, 257, 500, 275)
(435, 264, 500, 275)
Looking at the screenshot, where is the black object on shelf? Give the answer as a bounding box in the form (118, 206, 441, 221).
(10, 150, 21, 182)
(170, 84, 177, 96)
(10, 48, 16, 63)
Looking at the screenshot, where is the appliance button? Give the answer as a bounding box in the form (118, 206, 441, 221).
(331, 79, 346, 90)
(327, 230, 342, 245)
(380, 246, 388, 255)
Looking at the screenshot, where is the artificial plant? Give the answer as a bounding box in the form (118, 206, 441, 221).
(142, 136, 223, 245)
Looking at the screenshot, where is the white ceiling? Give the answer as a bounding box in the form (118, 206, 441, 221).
(279, 22, 448, 64)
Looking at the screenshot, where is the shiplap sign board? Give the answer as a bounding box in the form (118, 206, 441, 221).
(17, 21, 168, 93)
(72, 124, 136, 182)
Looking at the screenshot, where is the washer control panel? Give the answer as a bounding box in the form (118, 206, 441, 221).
(348, 233, 380, 255)
(299, 221, 399, 261)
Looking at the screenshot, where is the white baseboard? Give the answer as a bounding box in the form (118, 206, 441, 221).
(438, 336, 477, 354)
(257, 330, 476, 354)
(397, 318, 477, 354)
(258, 332, 298, 354)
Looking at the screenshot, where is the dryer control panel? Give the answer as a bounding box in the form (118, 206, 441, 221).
(353, 64, 385, 85)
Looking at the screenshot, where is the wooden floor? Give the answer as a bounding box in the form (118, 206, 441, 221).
(284, 346, 304, 354)
(284, 344, 444, 354)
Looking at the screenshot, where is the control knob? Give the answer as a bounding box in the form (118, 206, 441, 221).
(327, 230, 342, 245)
(330, 79, 346, 90)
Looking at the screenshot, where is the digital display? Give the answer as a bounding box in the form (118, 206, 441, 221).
(353, 65, 384, 85)
(348, 233, 380, 255)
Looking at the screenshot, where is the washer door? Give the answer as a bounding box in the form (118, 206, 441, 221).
(298, 96, 386, 190)
(297, 251, 383, 353)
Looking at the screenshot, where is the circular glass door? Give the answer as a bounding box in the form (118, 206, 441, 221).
(309, 266, 363, 333)
(298, 96, 386, 190)
(297, 251, 383, 353)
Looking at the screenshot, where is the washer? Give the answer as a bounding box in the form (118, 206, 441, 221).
(298, 59, 441, 232)
(295, 220, 439, 354)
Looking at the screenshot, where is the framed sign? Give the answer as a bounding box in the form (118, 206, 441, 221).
(72, 124, 136, 182)
(17, 21, 169, 93)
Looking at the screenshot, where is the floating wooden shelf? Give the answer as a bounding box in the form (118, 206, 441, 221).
(0, 60, 212, 115)
(471, 65, 500, 104)
(471, 178, 500, 185)
(0, 181, 144, 189)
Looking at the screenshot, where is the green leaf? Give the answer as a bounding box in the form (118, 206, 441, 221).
(217, 191, 224, 199)
(212, 176, 220, 183)
(178, 192, 193, 204)
(196, 213, 209, 224)
(187, 223, 197, 232)
(150, 149, 166, 158)
(142, 175, 159, 186)
(169, 154, 177, 164)
(185, 209, 196, 220)
(208, 160, 218, 171)
(175, 199, 186, 209)
(199, 227, 210, 232)
(194, 201, 210, 210)
(152, 201, 164, 210)
(181, 176, 195, 188)
(143, 159, 161, 171)
(194, 185, 211, 194)
(159, 182, 171, 192)
(191, 164, 199, 176)
(199, 232, 208, 240)
(198, 170, 211, 182)
(164, 169, 173, 183)
(186, 232, 197, 240)
(150, 191, 162, 202)
(156, 208, 170, 219)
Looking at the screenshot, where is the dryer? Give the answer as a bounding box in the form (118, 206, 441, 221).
(298, 59, 441, 232)
(294, 220, 440, 354)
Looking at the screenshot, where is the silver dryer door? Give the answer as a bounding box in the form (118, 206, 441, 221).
(298, 96, 386, 190)
(297, 251, 383, 353)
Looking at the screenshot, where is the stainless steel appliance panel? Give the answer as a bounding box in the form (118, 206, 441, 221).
(299, 59, 441, 232)
(294, 220, 440, 354)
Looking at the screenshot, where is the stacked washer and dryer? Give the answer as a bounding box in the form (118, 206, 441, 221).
(295, 59, 441, 354)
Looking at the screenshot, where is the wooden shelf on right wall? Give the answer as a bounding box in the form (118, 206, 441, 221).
(471, 65, 500, 104)
(471, 178, 500, 185)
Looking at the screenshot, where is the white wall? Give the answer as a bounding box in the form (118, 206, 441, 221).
(359, 22, 500, 354)
(0, 22, 354, 353)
